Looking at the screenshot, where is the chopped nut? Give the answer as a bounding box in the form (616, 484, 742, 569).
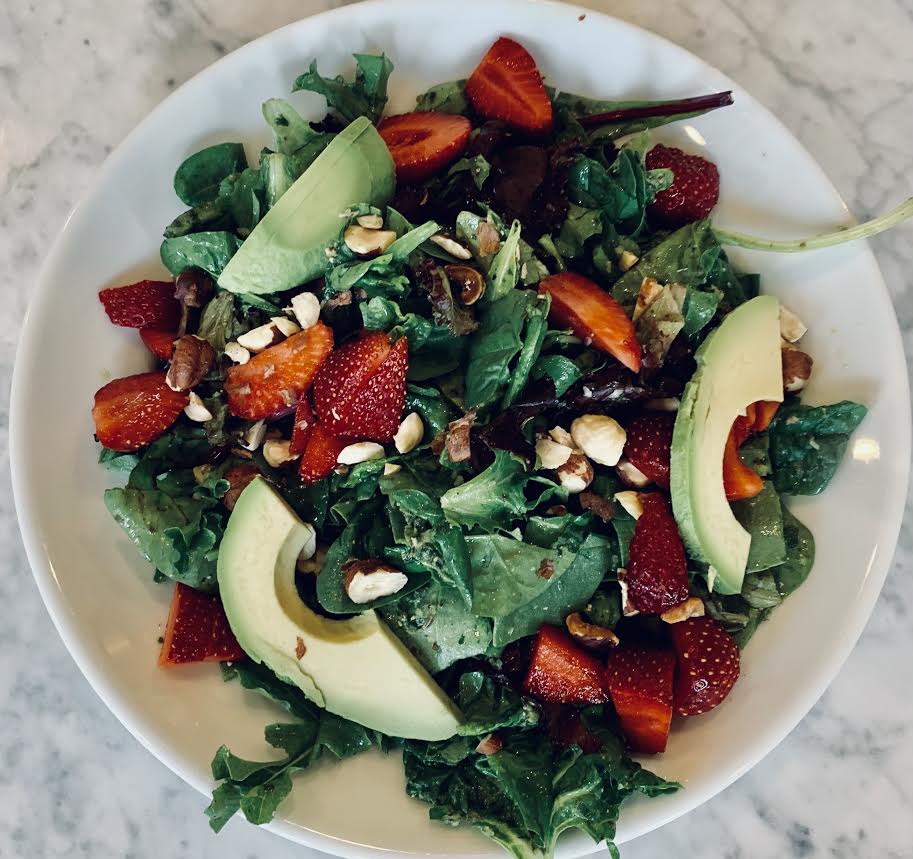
(566, 612, 620, 650)
(556, 453, 594, 493)
(537, 559, 556, 580)
(289, 292, 321, 330)
(633, 276, 664, 322)
(545, 505, 568, 516)
(263, 439, 299, 468)
(237, 321, 284, 353)
(475, 733, 504, 755)
(613, 490, 644, 520)
(571, 415, 626, 466)
(325, 289, 353, 309)
(477, 220, 501, 256)
(393, 412, 424, 454)
(707, 566, 718, 592)
(615, 458, 652, 488)
(660, 597, 705, 624)
(445, 412, 476, 463)
(383, 462, 402, 476)
(174, 268, 214, 308)
(337, 441, 385, 465)
(343, 560, 408, 604)
(618, 249, 639, 272)
(356, 214, 384, 229)
(782, 343, 813, 392)
(535, 437, 573, 470)
(444, 264, 486, 305)
(222, 464, 260, 511)
(184, 391, 213, 422)
(224, 341, 251, 364)
(430, 431, 447, 456)
(166, 335, 216, 392)
(779, 305, 808, 342)
(645, 397, 680, 412)
(297, 522, 317, 562)
(617, 572, 639, 617)
(271, 316, 301, 338)
(240, 420, 266, 451)
(297, 544, 328, 574)
(295, 637, 307, 659)
(430, 234, 472, 259)
(548, 426, 576, 448)
(579, 491, 614, 523)
(344, 225, 397, 256)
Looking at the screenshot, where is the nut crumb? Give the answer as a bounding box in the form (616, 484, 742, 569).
(295, 637, 307, 659)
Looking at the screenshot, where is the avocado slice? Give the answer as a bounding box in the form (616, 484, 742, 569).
(218, 116, 395, 295)
(217, 478, 461, 741)
(670, 295, 783, 594)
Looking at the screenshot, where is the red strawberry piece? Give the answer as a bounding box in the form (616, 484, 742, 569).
(289, 398, 316, 456)
(92, 371, 189, 452)
(542, 703, 604, 754)
(465, 37, 553, 134)
(340, 336, 408, 442)
(669, 616, 740, 716)
(723, 421, 764, 501)
(625, 492, 690, 614)
(159, 583, 245, 666)
(539, 273, 641, 372)
(523, 624, 608, 706)
(624, 413, 675, 489)
(298, 423, 348, 485)
(645, 144, 720, 228)
(139, 327, 177, 361)
(225, 323, 334, 420)
(605, 645, 676, 754)
(99, 280, 181, 330)
(378, 112, 472, 183)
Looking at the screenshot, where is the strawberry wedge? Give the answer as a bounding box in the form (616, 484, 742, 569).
(623, 413, 675, 489)
(225, 323, 334, 420)
(140, 327, 177, 360)
(378, 112, 472, 183)
(299, 423, 348, 484)
(159, 583, 246, 666)
(99, 279, 181, 330)
(669, 617, 740, 716)
(523, 625, 608, 705)
(289, 397, 316, 456)
(465, 37, 553, 134)
(539, 273, 641, 372)
(93, 372, 189, 452)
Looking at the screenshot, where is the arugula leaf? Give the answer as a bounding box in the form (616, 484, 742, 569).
(173, 142, 247, 207)
(261, 98, 331, 158)
(768, 399, 867, 495)
(197, 291, 239, 352)
(98, 446, 140, 473)
(731, 482, 786, 573)
(293, 53, 393, 124)
(415, 79, 469, 114)
(454, 672, 540, 736)
(160, 232, 243, 278)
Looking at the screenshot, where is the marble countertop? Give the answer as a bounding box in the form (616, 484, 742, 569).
(1, 1, 911, 857)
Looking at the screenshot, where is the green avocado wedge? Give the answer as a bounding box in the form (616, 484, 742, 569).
(670, 295, 783, 594)
(217, 477, 461, 741)
(218, 116, 395, 295)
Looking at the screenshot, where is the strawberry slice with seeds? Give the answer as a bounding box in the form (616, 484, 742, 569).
(669, 616, 740, 716)
(646, 144, 720, 228)
(298, 423, 347, 484)
(624, 413, 675, 489)
(539, 273, 641, 372)
(159, 583, 245, 666)
(465, 37, 553, 134)
(605, 645, 676, 754)
(341, 336, 408, 442)
(289, 397, 316, 456)
(378, 112, 472, 183)
(99, 280, 181, 330)
(523, 624, 608, 705)
(92, 371, 189, 452)
(626, 492, 690, 614)
(225, 323, 334, 420)
(140, 328, 177, 361)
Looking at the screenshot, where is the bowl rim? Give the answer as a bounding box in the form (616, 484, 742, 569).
(10, 0, 911, 855)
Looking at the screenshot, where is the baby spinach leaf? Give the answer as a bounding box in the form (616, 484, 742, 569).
(530, 355, 582, 397)
(173, 142, 247, 207)
(775, 506, 816, 596)
(681, 287, 720, 337)
(768, 399, 867, 495)
(405, 384, 455, 437)
(731, 482, 786, 573)
(454, 672, 540, 736)
(293, 53, 393, 125)
(160, 232, 243, 278)
(415, 79, 469, 114)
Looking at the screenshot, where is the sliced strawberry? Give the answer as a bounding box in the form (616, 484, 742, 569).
(646, 144, 720, 228)
(289, 398, 316, 456)
(465, 37, 553, 134)
(623, 413, 675, 489)
(225, 323, 334, 420)
(159, 583, 245, 666)
(341, 336, 408, 442)
(140, 327, 177, 361)
(378, 112, 472, 183)
(669, 616, 740, 716)
(605, 645, 676, 754)
(723, 423, 764, 501)
(92, 372, 189, 452)
(298, 423, 348, 484)
(99, 279, 181, 330)
(752, 400, 780, 432)
(539, 273, 641, 372)
(523, 624, 608, 705)
(625, 493, 690, 614)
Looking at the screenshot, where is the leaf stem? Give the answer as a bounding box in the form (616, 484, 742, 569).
(577, 91, 734, 128)
(713, 196, 913, 252)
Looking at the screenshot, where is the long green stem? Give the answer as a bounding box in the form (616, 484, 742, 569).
(714, 196, 913, 252)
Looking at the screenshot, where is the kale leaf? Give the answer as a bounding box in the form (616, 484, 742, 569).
(454, 671, 540, 736)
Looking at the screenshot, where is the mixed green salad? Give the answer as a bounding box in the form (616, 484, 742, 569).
(91, 37, 893, 858)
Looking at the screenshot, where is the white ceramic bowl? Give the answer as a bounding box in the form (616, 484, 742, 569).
(11, 1, 911, 855)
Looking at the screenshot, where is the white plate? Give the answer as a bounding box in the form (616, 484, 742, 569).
(10, 0, 911, 855)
